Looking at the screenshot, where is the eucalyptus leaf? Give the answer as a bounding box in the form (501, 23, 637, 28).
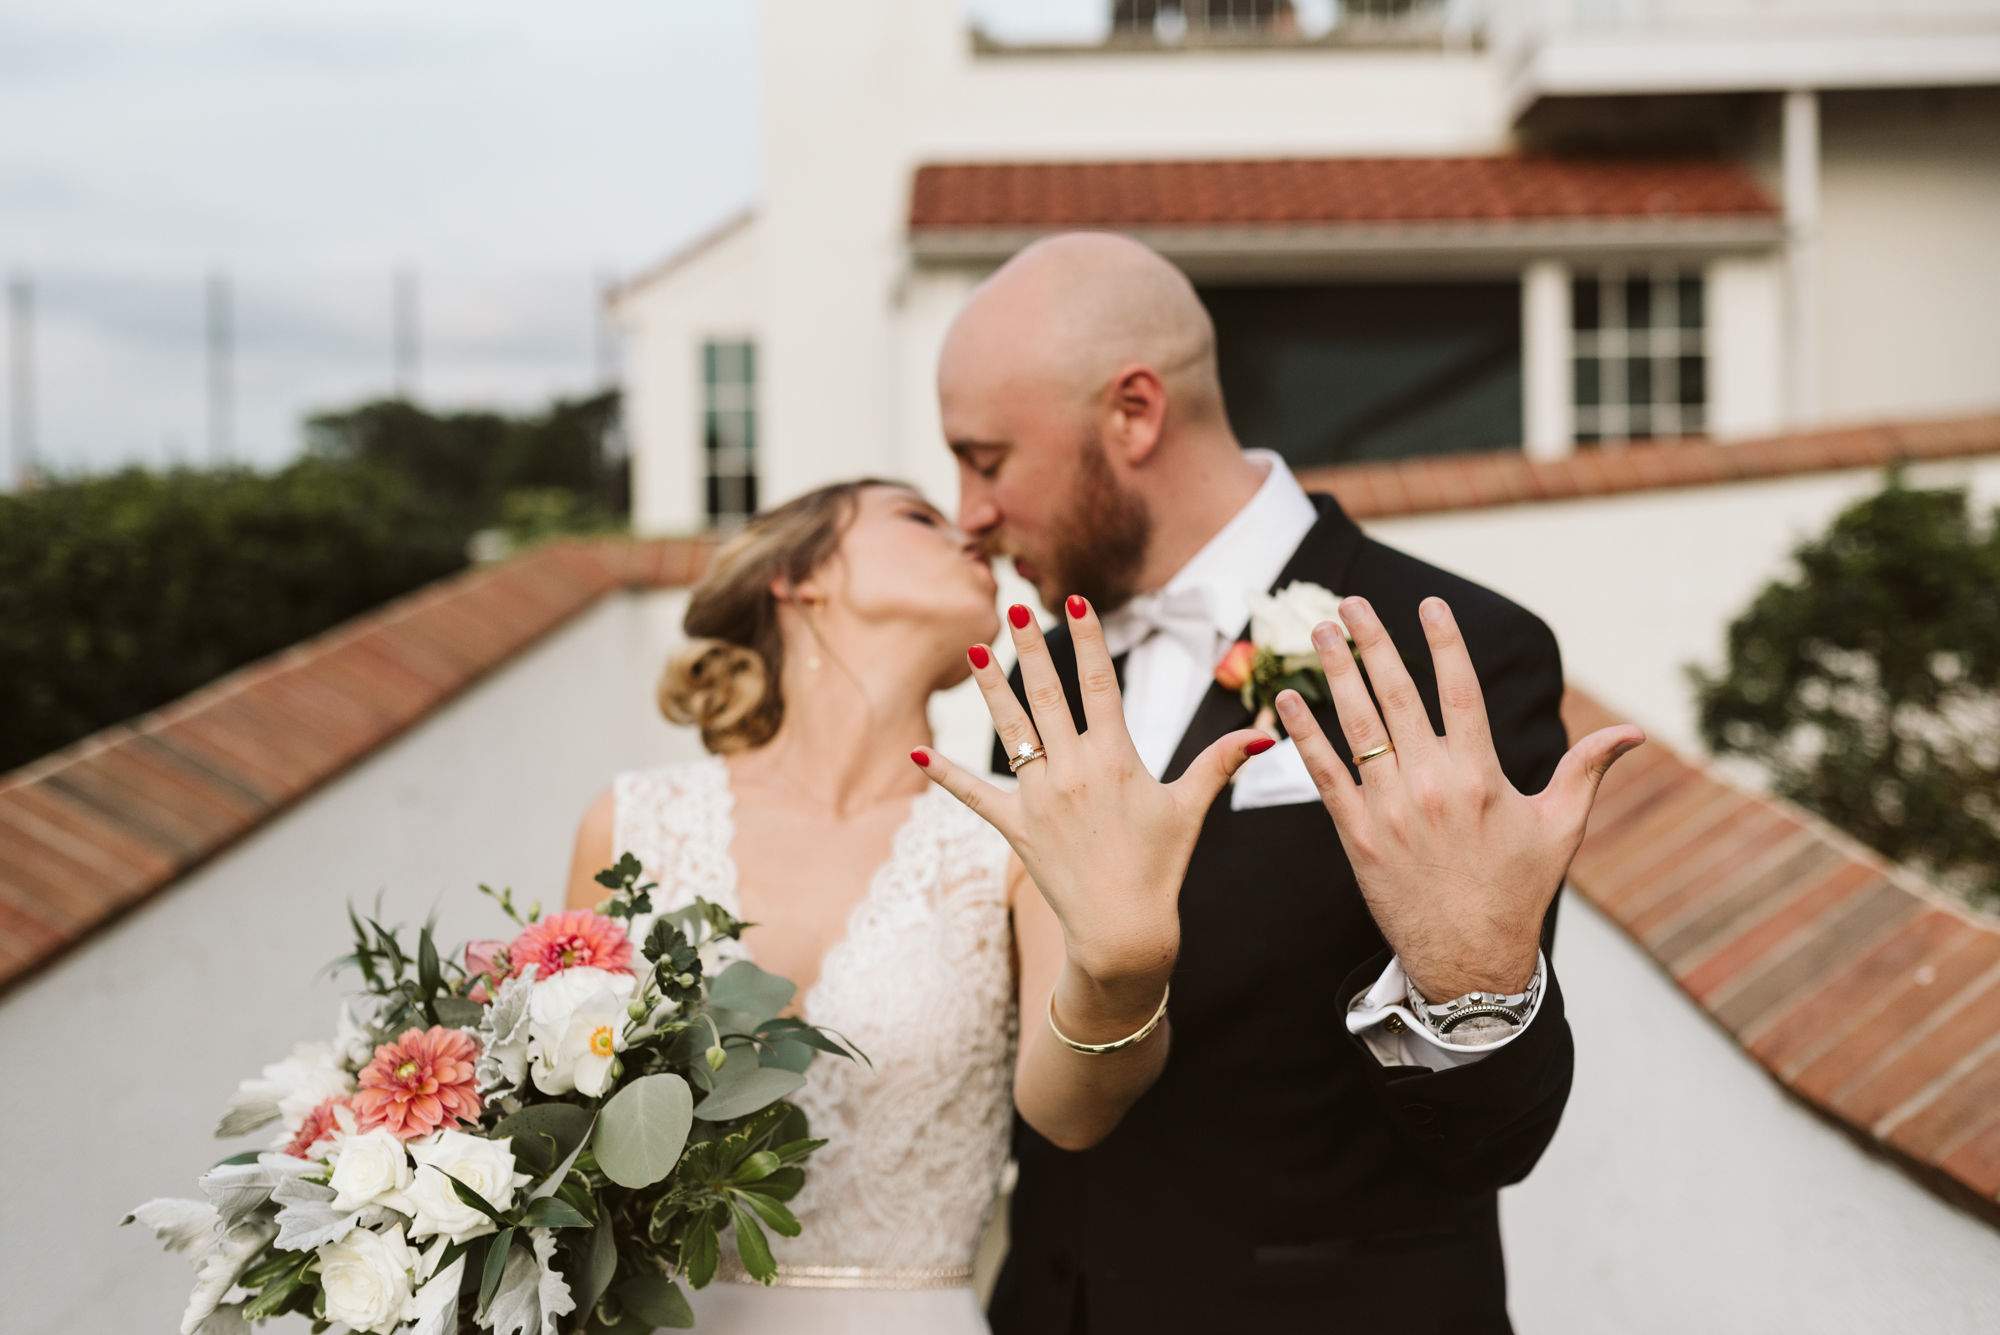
(616, 1274, 695, 1329)
(572, 1212, 618, 1321)
(708, 962, 795, 1021)
(518, 1197, 590, 1229)
(594, 1074, 694, 1189)
(448, 1177, 509, 1228)
(693, 1066, 805, 1122)
(493, 1104, 594, 1177)
(479, 1228, 516, 1317)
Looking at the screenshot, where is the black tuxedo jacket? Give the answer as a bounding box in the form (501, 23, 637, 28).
(988, 494, 1574, 1335)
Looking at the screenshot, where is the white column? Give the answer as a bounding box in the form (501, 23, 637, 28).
(1522, 259, 1574, 460)
(1782, 88, 1820, 429)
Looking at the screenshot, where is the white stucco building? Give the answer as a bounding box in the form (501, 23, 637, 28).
(613, 0, 2000, 534)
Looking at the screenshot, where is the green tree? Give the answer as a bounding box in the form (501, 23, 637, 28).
(0, 460, 467, 772)
(1691, 477, 2000, 906)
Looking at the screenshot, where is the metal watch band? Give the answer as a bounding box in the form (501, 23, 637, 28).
(1405, 967, 1541, 1039)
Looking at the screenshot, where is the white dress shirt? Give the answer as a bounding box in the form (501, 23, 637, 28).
(1099, 451, 1535, 1070)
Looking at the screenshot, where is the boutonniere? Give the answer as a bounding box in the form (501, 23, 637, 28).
(1214, 581, 1353, 736)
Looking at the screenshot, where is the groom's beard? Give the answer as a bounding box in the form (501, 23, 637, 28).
(1037, 437, 1152, 615)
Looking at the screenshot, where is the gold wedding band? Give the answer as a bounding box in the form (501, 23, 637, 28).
(1353, 742, 1396, 765)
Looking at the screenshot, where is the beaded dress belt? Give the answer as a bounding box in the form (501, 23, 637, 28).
(720, 1261, 973, 1290)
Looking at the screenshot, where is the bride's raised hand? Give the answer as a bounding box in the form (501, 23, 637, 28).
(912, 596, 1273, 985)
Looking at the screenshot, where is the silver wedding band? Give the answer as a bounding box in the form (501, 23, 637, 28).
(1353, 741, 1396, 766)
(1007, 741, 1047, 773)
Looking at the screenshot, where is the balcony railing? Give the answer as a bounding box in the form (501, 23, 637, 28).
(974, 0, 1461, 53)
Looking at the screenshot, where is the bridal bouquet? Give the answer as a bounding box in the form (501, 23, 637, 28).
(126, 856, 860, 1335)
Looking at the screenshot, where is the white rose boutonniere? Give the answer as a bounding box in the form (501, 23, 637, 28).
(1216, 581, 1354, 733)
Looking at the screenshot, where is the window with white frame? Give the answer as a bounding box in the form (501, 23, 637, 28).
(702, 340, 757, 526)
(1572, 269, 1706, 444)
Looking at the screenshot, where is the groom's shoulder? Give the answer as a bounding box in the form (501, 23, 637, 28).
(1309, 511, 1559, 675)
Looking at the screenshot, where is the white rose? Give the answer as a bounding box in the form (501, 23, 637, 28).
(326, 1127, 415, 1214)
(317, 1222, 417, 1335)
(405, 1130, 528, 1244)
(525, 967, 636, 1097)
(1248, 580, 1346, 658)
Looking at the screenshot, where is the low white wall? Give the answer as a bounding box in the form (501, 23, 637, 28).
(1505, 891, 2000, 1332)
(1366, 456, 2000, 754)
(0, 592, 702, 1335)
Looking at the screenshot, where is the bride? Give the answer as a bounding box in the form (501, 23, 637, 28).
(563, 480, 1270, 1334)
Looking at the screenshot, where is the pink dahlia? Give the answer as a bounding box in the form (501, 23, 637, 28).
(507, 911, 633, 979)
(352, 1026, 483, 1141)
(283, 1095, 350, 1159)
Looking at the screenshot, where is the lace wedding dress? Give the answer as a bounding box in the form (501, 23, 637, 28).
(613, 757, 1019, 1334)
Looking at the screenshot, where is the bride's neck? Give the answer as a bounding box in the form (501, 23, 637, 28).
(728, 636, 939, 818)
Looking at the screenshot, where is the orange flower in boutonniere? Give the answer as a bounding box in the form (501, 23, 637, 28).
(1215, 581, 1351, 736)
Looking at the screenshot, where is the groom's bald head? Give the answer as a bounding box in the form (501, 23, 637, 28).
(940, 233, 1247, 611)
(941, 232, 1226, 429)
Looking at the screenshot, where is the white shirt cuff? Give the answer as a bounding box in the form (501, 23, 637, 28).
(1344, 952, 1548, 1072)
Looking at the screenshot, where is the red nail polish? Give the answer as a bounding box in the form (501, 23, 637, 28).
(1009, 604, 1032, 629)
(968, 644, 991, 670)
(1066, 595, 1087, 620)
(1245, 737, 1276, 756)
(910, 749, 930, 768)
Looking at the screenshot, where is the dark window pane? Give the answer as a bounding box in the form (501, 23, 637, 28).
(743, 472, 758, 515)
(1575, 357, 1601, 406)
(1678, 355, 1705, 407)
(1624, 276, 1651, 331)
(1577, 431, 1602, 445)
(1199, 280, 1523, 466)
(1626, 356, 1652, 406)
(1572, 278, 1600, 331)
(1678, 276, 1704, 331)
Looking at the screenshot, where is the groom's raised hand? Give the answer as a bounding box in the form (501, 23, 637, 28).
(1278, 596, 1646, 1003)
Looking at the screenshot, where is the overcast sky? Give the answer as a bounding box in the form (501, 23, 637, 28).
(0, 1, 1123, 478)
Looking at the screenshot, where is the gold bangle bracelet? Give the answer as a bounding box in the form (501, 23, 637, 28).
(1047, 983, 1171, 1055)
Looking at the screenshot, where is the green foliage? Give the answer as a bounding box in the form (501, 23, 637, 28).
(0, 458, 466, 772)
(0, 391, 627, 775)
(1691, 476, 2000, 906)
(306, 389, 627, 540)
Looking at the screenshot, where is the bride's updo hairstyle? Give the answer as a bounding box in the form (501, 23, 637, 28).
(660, 478, 897, 754)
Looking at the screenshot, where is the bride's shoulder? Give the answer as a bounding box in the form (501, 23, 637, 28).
(612, 755, 729, 818)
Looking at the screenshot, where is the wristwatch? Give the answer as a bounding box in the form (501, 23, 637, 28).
(1405, 967, 1542, 1043)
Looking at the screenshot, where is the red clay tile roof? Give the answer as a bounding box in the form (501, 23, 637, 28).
(0, 536, 714, 996)
(908, 156, 1778, 231)
(1295, 413, 2000, 521)
(1564, 688, 2000, 1219)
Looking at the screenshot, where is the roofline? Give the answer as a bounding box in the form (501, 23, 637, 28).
(609, 208, 759, 309)
(909, 216, 1784, 267)
(1294, 412, 2000, 522)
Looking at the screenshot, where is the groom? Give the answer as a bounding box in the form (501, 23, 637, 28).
(939, 234, 1575, 1334)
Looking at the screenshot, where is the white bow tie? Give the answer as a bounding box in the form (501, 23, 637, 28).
(1101, 586, 1219, 664)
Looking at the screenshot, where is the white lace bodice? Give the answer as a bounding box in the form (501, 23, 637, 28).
(613, 758, 1018, 1287)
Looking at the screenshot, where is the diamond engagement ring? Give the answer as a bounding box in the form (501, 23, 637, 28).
(1007, 741, 1047, 773)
